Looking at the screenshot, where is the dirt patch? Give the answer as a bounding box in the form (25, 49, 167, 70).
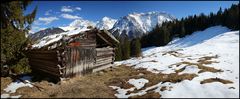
(200, 78, 233, 84)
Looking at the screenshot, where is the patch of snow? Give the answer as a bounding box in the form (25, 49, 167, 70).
(128, 78, 149, 89)
(161, 80, 238, 98)
(1, 94, 22, 98)
(109, 86, 135, 98)
(178, 65, 200, 75)
(4, 76, 33, 93)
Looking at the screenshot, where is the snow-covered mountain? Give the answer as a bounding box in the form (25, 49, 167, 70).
(32, 27, 90, 49)
(31, 11, 175, 40)
(60, 18, 95, 31)
(111, 11, 175, 39)
(29, 27, 65, 42)
(96, 17, 117, 30)
(114, 26, 239, 98)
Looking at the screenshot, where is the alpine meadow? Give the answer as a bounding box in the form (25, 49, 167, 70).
(1, 1, 239, 98)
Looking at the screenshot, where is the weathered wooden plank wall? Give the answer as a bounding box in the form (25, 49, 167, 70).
(64, 47, 96, 77)
(93, 47, 114, 72)
(28, 50, 62, 77)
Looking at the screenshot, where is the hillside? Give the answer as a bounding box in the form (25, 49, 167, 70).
(114, 26, 239, 98)
(1, 26, 238, 98)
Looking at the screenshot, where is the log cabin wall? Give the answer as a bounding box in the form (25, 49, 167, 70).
(93, 47, 114, 72)
(62, 30, 97, 77)
(28, 50, 63, 78)
(63, 46, 96, 78)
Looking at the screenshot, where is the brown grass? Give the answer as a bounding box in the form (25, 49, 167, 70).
(11, 65, 159, 98)
(169, 55, 222, 74)
(175, 66, 186, 73)
(123, 67, 197, 95)
(132, 60, 158, 66)
(162, 51, 183, 57)
(2, 63, 213, 98)
(200, 78, 233, 84)
(171, 61, 223, 74)
(1, 77, 12, 93)
(160, 86, 167, 91)
(197, 55, 219, 65)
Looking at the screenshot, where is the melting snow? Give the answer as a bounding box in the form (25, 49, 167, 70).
(128, 78, 149, 90)
(1, 76, 33, 98)
(1, 94, 22, 98)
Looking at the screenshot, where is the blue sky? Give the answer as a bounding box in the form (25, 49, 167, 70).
(26, 1, 239, 33)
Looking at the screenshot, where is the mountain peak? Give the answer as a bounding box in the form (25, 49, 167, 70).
(111, 11, 175, 39)
(96, 17, 117, 30)
(60, 18, 95, 31)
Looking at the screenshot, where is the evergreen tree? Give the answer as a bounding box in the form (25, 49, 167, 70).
(180, 22, 186, 38)
(140, 3, 239, 48)
(216, 7, 223, 25)
(121, 37, 130, 60)
(162, 25, 170, 45)
(1, 1, 37, 75)
(114, 38, 122, 61)
(130, 38, 142, 57)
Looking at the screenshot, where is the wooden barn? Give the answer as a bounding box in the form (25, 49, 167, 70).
(27, 28, 119, 80)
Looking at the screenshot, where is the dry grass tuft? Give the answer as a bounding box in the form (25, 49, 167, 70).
(175, 66, 186, 73)
(229, 87, 235, 89)
(200, 78, 233, 84)
(160, 86, 167, 91)
(197, 55, 219, 65)
(1, 77, 12, 93)
(171, 61, 223, 74)
(162, 51, 183, 57)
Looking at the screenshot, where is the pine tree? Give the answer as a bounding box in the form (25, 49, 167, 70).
(180, 22, 186, 38)
(1, 1, 37, 75)
(130, 38, 142, 57)
(121, 37, 130, 60)
(140, 4, 239, 48)
(216, 7, 223, 25)
(114, 38, 122, 61)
